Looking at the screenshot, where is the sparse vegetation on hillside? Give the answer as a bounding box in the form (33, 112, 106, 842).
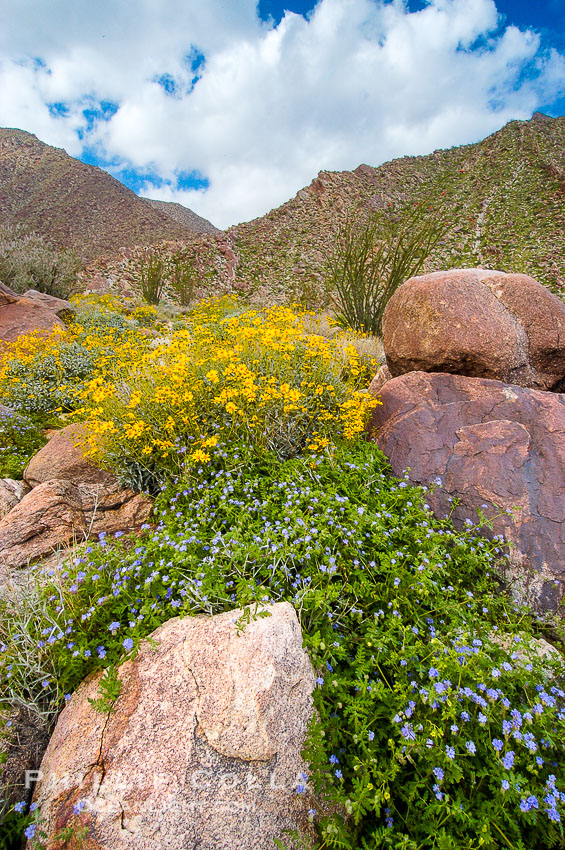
(76, 116, 565, 307)
(227, 115, 565, 301)
(0, 128, 207, 261)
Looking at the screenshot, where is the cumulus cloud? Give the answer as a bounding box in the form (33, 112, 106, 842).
(0, 0, 564, 228)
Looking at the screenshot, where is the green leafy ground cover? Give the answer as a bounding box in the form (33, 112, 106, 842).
(0, 411, 46, 479)
(0, 298, 564, 849)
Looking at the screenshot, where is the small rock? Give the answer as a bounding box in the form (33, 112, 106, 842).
(0, 296, 64, 345)
(0, 479, 152, 569)
(0, 478, 30, 518)
(368, 364, 392, 396)
(22, 290, 75, 321)
(24, 424, 114, 489)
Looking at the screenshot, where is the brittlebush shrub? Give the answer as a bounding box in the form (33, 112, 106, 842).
(0, 302, 150, 425)
(76, 297, 379, 489)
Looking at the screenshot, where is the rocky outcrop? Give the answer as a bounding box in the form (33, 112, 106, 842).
(24, 424, 112, 488)
(0, 282, 69, 344)
(368, 364, 392, 396)
(22, 290, 74, 320)
(32, 603, 317, 850)
(0, 478, 151, 569)
(370, 371, 565, 612)
(382, 269, 565, 390)
(0, 478, 30, 518)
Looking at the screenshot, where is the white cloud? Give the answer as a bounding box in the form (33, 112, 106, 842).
(0, 0, 563, 228)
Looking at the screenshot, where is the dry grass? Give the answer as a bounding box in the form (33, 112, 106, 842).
(302, 311, 385, 370)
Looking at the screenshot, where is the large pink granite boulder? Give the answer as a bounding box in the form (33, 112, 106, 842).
(382, 269, 565, 390)
(370, 371, 565, 612)
(31, 603, 317, 850)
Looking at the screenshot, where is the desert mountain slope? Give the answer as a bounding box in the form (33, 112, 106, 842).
(0, 128, 216, 260)
(226, 114, 565, 300)
(142, 198, 219, 235)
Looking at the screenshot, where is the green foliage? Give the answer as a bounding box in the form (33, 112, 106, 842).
(1, 439, 563, 849)
(0, 224, 81, 300)
(0, 409, 46, 478)
(135, 249, 167, 305)
(87, 665, 122, 714)
(326, 204, 447, 337)
(168, 252, 198, 307)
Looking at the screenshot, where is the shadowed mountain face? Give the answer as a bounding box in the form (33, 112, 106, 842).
(225, 114, 565, 300)
(142, 198, 219, 236)
(0, 128, 217, 261)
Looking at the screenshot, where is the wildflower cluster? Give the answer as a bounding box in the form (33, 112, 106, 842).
(0, 300, 150, 424)
(0, 408, 46, 478)
(76, 297, 379, 486)
(1, 439, 563, 849)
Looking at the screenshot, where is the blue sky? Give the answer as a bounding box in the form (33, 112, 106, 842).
(0, 0, 563, 228)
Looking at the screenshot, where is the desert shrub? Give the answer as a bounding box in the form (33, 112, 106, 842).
(134, 249, 167, 305)
(168, 252, 198, 307)
(76, 297, 379, 488)
(0, 409, 46, 478)
(326, 204, 447, 336)
(1, 439, 563, 849)
(0, 224, 81, 300)
(129, 304, 159, 327)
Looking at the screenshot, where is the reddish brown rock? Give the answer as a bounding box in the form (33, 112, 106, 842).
(22, 289, 75, 320)
(0, 294, 64, 344)
(382, 269, 565, 390)
(24, 424, 113, 488)
(0, 478, 30, 518)
(0, 281, 19, 305)
(370, 371, 565, 612)
(0, 479, 151, 569)
(368, 364, 392, 396)
(32, 603, 317, 850)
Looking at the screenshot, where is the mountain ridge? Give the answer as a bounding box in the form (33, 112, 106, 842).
(221, 114, 565, 301)
(0, 128, 217, 261)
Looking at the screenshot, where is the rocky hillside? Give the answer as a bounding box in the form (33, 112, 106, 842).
(142, 198, 219, 235)
(226, 112, 565, 301)
(81, 113, 564, 303)
(0, 128, 216, 261)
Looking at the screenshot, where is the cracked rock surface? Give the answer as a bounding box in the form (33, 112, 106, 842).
(31, 603, 317, 850)
(370, 371, 565, 613)
(382, 269, 565, 390)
